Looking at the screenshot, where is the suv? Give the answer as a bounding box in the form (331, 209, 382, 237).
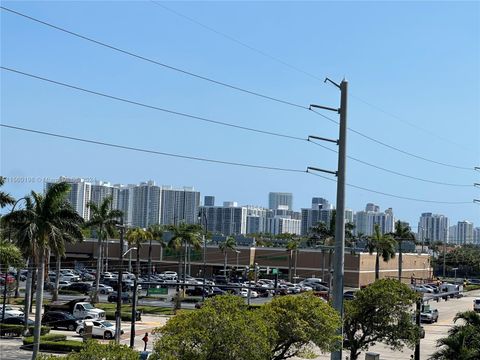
(42, 311, 79, 331)
(66, 282, 92, 294)
(474, 298, 480, 313)
(421, 308, 439, 323)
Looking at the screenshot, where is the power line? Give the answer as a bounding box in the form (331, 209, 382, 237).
(309, 109, 474, 171)
(3, 7, 475, 173)
(150, 1, 325, 83)
(0, 66, 306, 142)
(307, 172, 472, 205)
(3, 123, 473, 205)
(309, 140, 473, 187)
(150, 2, 475, 153)
(0, 124, 306, 174)
(0, 5, 307, 111)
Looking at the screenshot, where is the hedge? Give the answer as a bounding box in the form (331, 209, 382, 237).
(0, 324, 50, 337)
(23, 337, 83, 352)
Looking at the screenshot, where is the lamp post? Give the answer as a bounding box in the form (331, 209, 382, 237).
(114, 221, 127, 344)
(199, 210, 208, 302)
(452, 267, 459, 284)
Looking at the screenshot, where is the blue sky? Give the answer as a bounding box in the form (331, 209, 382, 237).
(1, 1, 479, 229)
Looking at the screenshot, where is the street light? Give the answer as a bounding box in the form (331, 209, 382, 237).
(235, 250, 241, 270)
(452, 267, 459, 284)
(123, 247, 137, 257)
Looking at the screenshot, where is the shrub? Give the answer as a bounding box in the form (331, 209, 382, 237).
(23, 336, 83, 352)
(38, 340, 140, 359)
(0, 324, 50, 337)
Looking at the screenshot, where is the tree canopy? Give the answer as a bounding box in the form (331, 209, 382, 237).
(343, 279, 420, 360)
(39, 340, 139, 360)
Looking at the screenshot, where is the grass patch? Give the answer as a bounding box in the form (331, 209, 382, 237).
(465, 284, 480, 292)
(96, 303, 174, 315)
(23, 336, 83, 353)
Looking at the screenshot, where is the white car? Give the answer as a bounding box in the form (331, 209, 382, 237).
(58, 280, 72, 289)
(239, 289, 258, 298)
(159, 271, 177, 280)
(98, 284, 114, 294)
(76, 320, 123, 339)
(60, 274, 80, 282)
(0, 305, 24, 319)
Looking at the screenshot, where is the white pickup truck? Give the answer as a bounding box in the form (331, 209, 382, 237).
(44, 298, 105, 320)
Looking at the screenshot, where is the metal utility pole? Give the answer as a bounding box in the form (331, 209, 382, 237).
(331, 79, 348, 360)
(309, 79, 348, 360)
(115, 221, 125, 344)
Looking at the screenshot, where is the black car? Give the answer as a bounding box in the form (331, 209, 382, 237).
(186, 287, 209, 296)
(66, 282, 92, 294)
(42, 311, 79, 331)
(207, 287, 226, 297)
(108, 292, 131, 303)
(0, 316, 34, 326)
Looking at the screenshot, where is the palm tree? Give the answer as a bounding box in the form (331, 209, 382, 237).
(85, 196, 122, 302)
(126, 227, 151, 280)
(365, 224, 396, 280)
(219, 236, 237, 276)
(389, 220, 415, 282)
(285, 236, 301, 282)
(167, 223, 203, 284)
(0, 176, 15, 208)
(429, 311, 480, 360)
(2, 182, 84, 360)
(146, 224, 164, 282)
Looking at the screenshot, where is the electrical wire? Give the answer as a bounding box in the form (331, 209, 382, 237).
(0, 66, 306, 142)
(0, 6, 307, 111)
(2, 6, 475, 173)
(149, 2, 476, 153)
(0, 124, 306, 174)
(2, 123, 473, 205)
(308, 140, 473, 187)
(309, 109, 474, 171)
(307, 172, 472, 205)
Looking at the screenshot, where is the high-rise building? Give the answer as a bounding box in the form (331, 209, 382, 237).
(266, 216, 301, 235)
(204, 196, 215, 207)
(417, 213, 449, 243)
(45, 177, 92, 220)
(245, 206, 268, 234)
(199, 203, 247, 235)
(448, 225, 457, 244)
(301, 208, 334, 235)
(90, 181, 119, 210)
(160, 186, 200, 226)
(354, 205, 394, 236)
(311, 197, 331, 210)
(474, 227, 480, 245)
(457, 221, 474, 244)
(117, 184, 135, 225)
(131, 181, 162, 228)
(268, 192, 293, 211)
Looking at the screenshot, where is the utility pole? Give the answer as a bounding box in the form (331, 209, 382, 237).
(309, 79, 348, 360)
(115, 220, 125, 344)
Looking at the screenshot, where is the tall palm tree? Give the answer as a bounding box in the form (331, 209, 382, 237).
(429, 311, 480, 360)
(365, 224, 396, 280)
(389, 220, 415, 282)
(0, 176, 15, 208)
(285, 235, 301, 282)
(126, 227, 151, 280)
(86, 196, 122, 302)
(219, 236, 237, 276)
(167, 223, 203, 284)
(146, 224, 164, 282)
(2, 182, 84, 360)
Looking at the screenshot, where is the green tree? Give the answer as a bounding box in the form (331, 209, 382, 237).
(260, 293, 341, 360)
(429, 311, 480, 360)
(0, 241, 24, 319)
(126, 227, 151, 279)
(283, 235, 300, 282)
(86, 195, 122, 302)
(2, 182, 84, 360)
(147, 224, 165, 281)
(151, 295, 270, 360)
(218, 236, 237, 276)
(389, 220, 415, 281)
(0, 176, 15, 208)
(39, 340, 139, 360)
(343, 279, 420, 360)
(365, 224, 396, 280)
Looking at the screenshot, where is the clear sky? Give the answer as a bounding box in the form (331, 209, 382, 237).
(1, 1, 479, 229)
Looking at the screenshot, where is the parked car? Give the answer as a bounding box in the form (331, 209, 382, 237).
(207, 287, 226, 297)
(0, 316, 34, 326)
(42, 311, 80, 331)
(0, 305, 24, 319)
(59, 274, 80, 283)
(58, 280, 72, 289)
(98, 284, 114, 294)
(66, 282, 92, 294)
(344, 290, 357, 300)
(186, 287, 208, 297)
(473, 298, 480, 313)
(76, 320, 123, 339)
(421, 308, 439, 323)
(108, 292, 131, 303)
(239, 289, 258, 298)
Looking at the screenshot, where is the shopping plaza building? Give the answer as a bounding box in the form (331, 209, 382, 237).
(63, 239, 432, 288)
